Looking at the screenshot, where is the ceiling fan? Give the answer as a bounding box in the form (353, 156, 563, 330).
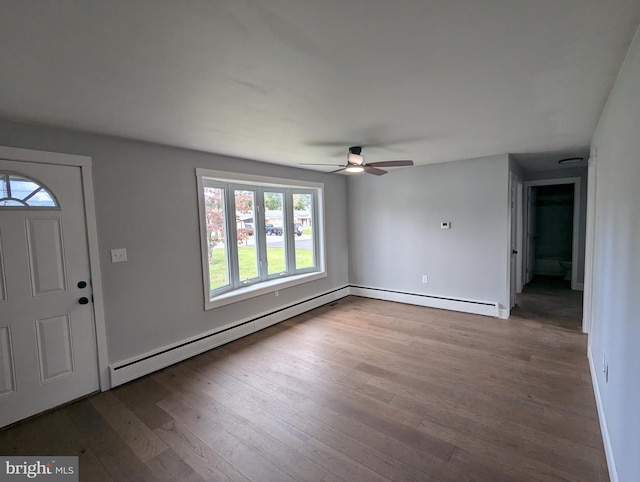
(301, 146, 414, 176)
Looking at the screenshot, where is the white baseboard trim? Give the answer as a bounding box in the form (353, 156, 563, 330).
(109, 286, 350, 387)
(588, 347, 617, 482)
(350, 286, 500, 318)
(110, 284, 503, 387)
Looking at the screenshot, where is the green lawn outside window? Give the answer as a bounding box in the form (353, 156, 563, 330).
(209, 247, 313, 288)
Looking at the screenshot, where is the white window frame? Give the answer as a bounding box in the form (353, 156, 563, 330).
(196, 168, 326, 310)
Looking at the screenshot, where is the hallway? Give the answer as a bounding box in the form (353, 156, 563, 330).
(512, 276, 584, 332)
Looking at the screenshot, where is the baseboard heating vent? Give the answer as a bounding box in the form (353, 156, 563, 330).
(349, 286, 500, 318)
(109, 286, 350, 388)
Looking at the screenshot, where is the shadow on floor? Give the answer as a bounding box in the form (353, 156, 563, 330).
(511, 275, 584, 332)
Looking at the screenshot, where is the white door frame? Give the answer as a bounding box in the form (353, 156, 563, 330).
(509, 172, 518, 310)
(524, 184, 537, 285)
(516, 180, 524, 293)
(583, 151, 597, 335)
(0, 145, 109, 390)
(523, 177, 582, 291)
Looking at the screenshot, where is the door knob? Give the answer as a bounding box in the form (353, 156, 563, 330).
(79, 297, 90, 305)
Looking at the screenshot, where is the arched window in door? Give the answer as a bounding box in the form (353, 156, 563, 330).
(0, 172, 58, 208)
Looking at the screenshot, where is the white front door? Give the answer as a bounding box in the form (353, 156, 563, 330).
(0, 160, 99, 427)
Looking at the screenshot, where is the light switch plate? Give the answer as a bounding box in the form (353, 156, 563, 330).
(111, 248, 128, 263)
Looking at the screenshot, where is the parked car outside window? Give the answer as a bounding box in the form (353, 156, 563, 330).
(265, 223, 283, 235)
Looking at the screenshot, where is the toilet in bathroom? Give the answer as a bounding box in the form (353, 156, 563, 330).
(559, 260, 572, 281)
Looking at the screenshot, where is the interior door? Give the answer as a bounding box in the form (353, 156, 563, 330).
(0, 160, 99, 427)
(525, 186, 537, 284)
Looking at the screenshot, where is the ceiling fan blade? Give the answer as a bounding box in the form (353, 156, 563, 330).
(299, 163, 345, 167)
(363, 165, 387, 176)
(366, 160, 414, 167)
(328, 167, 346, 174)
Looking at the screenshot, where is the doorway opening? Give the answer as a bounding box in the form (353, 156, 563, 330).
(530, 183, 575, 284)
(515, 178, 583, 330)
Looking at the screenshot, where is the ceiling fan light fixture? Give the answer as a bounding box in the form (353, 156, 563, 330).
(558, 157, 584, 165)
(300, 145, 413, 176)
(347, 152, 364, 165)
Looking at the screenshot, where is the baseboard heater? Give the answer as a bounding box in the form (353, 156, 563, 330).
(110, 284, 499, 388)
(109, 286, 350, 388)
(349, 285, 500, 318)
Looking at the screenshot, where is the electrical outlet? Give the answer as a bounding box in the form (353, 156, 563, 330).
(110, 248, 128, 263)
(421, 275, 428, 284)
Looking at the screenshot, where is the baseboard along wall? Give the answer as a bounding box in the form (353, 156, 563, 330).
(109, 286, 350, 387)
(588, 347, 618, 482)
(350, 285, 501, 318)
(109, 285, 501, 387)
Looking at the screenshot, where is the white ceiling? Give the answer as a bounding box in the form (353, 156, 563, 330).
(1, 1, 639, 172)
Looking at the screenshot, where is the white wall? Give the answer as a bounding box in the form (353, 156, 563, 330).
(589, 25, 640, 482)
(348, 154, 511, 312)
(0, 119, 350, 364)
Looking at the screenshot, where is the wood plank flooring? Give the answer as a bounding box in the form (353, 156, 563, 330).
(0, 295, 608, 481)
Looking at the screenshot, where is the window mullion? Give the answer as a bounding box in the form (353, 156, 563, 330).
(256, 188, 268, 281)
(284, 189, 295, 274)
(256, 193, 267, 282)
(311, 191, 324, 269)
(311, 191, 320, 269)
(225, 185, 241, 288)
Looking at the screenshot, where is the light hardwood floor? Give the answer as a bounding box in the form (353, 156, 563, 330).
(0, 295, 608, 481)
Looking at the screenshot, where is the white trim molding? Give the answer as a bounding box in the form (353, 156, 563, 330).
(110, 286, 350, 387)
(583, 151, 598, 335)
(0, 145, 90, 167)
(350, 285, 501, 318)
(588, 347, 618, 482)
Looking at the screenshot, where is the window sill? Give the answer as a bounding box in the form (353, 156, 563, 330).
(204, 271, 327, 310)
